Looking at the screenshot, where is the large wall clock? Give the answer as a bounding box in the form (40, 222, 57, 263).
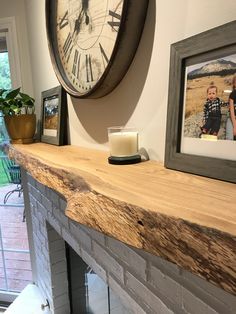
(45, 0, 149, 98)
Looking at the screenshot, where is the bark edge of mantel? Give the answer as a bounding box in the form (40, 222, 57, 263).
(8, 143, 236, 296)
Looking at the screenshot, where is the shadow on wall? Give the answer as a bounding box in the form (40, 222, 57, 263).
(70, 0, 156, 144)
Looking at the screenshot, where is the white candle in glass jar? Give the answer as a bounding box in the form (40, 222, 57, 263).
(108, 129, 138, 157)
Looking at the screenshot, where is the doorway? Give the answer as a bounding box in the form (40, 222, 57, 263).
(0, 17, 32, 307)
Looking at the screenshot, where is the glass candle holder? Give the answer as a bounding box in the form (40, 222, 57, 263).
(107, 126, 141, 164)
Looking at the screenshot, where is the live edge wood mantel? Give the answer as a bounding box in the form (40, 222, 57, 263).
(9, 143, 236, 296)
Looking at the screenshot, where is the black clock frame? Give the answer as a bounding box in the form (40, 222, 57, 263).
(45, 0, 149, 99)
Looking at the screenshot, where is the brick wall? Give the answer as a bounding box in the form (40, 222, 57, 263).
(24, 171, 236, 314)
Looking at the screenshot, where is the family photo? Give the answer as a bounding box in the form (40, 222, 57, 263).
(43, 95, 59, 137)
(183, 53, 236, 141)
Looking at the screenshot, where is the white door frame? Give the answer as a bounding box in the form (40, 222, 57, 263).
(0, 17, 23, 304)
(0, 17, 22, 89)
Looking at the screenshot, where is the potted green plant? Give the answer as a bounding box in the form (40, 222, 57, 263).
(0, 87, 36, 144)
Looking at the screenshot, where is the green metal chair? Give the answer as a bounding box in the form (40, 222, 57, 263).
(1, 156, 24, 220)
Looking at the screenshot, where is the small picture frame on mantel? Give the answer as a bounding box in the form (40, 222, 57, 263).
(165, 20, 236, 183)
(40, 85, 67, 146)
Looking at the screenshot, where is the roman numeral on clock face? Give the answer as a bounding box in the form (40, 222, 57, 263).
(72, 49, 81, 79)
(63, 33, 73, 58)
(86, 55, 94, 83)
(59, 11, 68, 29)
(108, 10, 121, 31)
(99, 43, 109, 66)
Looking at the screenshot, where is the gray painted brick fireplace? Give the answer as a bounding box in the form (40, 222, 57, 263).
(22, 169, 236, 314)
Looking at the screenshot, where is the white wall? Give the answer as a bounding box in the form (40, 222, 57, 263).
(0, 0, 33, 96)
(22, 0, 236, 161)
(185, 0, 236, 37)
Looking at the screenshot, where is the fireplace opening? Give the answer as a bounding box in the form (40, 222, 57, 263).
(66, 244, 129, 314)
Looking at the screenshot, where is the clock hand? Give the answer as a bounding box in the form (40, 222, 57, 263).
(73, 0, 90, 35)
(82, 0, 89, 11)
(73, 10, 83, 35)
(85, 13, 90, 25)
(82, 0, 90, 25)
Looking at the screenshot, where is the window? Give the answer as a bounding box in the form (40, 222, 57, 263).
(0, 17, 22, 147)
(0, 17, 30, 306)
(0, 34, 12, 89)
(0, 17, 22, 89)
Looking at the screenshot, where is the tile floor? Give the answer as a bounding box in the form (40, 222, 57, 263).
(0, 184, 32, 293)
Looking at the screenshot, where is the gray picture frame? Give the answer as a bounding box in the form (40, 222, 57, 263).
(40, 85, 67, 146)
(165, 21, 236, 183)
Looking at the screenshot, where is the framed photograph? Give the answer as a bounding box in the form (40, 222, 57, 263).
(165, 21, 236, 183)
(41, 85, 67, 146)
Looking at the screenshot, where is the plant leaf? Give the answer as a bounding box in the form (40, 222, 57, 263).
(19, 92, 35, 103)
(5, 87, 21, 100)
(0, 87, 35, 115)
(0, 89, 7, 97)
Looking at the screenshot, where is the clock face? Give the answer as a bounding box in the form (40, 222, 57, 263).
(56, 0, 124, 96)
(46, 0, 149, 98)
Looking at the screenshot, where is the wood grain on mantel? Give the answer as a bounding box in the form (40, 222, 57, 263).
(9, 143, 236, 295)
